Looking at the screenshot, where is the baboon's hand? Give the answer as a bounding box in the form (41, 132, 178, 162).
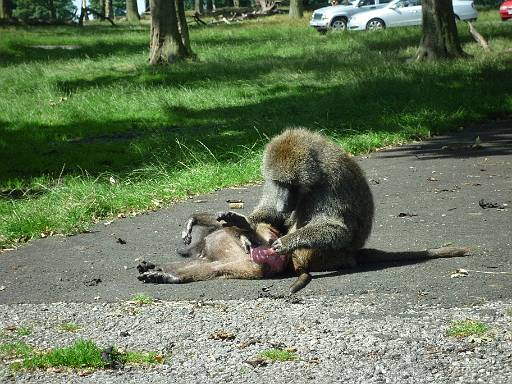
(271, 236, 293, 254)
(138, 271, 181, 284)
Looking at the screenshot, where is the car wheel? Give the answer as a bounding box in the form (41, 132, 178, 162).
(330, 17, 347, 31)
(366, 18, 385, 30)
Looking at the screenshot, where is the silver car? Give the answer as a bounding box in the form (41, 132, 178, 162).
(309, 0, 393, 32)
(347, 0, 477, 30)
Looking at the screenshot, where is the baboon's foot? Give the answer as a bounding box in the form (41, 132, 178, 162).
(216, 211, 251, 230)
(138, 271, 181, 284)
(136, 261, 157, 274)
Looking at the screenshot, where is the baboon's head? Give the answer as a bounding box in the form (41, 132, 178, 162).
(263, 128, 323, 188)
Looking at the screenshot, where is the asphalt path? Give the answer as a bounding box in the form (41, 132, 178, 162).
(1, 121, 511, 306)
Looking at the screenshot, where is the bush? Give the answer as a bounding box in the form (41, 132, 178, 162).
(14, 0, 76, 22)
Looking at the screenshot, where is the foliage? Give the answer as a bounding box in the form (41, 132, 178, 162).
(0, 339, 163, 371)
(14, 0, 76, 22)
(0, 11, 511, 248)
(446, 319, 490, 338)
(131, 293, 154, 305)
(59, 322, 81, 332)
(89, 0, 128, 16)
(259, 348, 298, 362)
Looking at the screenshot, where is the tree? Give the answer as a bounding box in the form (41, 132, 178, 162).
(289, 0, 303, 18)
(126, 0, 140, 22)
(105, 0, 113, 17)
(14, 0, 75, 22)
(194, 0, 203, 14)
(0, 0, 13, 20)
(149, 0, 193, 65)
(206, 0, 213, 11)
(415, 0, 464, 61)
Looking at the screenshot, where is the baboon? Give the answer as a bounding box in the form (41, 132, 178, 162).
(137, 212, 469, 289)
(137, 212, 289, 284)
(227, 127, 375, 292)
(138, 128, 469, 291)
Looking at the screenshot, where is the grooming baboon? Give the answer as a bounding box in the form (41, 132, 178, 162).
(138, 210, 469, 288)
(137, 211, 289, 284)
(229, 127, 375, 292)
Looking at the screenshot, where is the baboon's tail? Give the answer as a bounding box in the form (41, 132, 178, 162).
(355, 246, 470, 264)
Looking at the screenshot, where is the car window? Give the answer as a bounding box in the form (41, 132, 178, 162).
(378, 0, 392, 3)
(358, 0, 376, 6)
(395, 0, 420, 7)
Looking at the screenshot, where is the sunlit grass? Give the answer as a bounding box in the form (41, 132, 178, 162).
(0, 10, 511, 248)
(0, 339, 163, 371)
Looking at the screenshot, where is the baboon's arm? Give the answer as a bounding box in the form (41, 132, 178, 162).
(272, 220, 351, 254)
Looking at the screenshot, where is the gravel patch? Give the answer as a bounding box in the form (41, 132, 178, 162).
(1, 294, 511, 383)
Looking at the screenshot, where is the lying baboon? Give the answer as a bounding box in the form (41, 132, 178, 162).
(137, 211, 289, 284)
(137, 211, 469, 290)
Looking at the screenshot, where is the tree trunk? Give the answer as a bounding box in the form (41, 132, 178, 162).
(149, 0, 191, 65)
(176, 0, 193, 54)
(79, 0, 88, 25)
(98, 0, 106, 19)
(415, 0, 464, 61)
(206, 0, 213, 12)
(145, 0, 150, 12)
(105, 0, 113, 19)
(48, 0, 57, 21)
(194, 0, 203, 14)
(127, 0, 140, 22)
(289, 0, 303, 18)
(0, 0, 13, 20)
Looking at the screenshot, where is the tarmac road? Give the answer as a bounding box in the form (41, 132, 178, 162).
(0, 121, 511, 306)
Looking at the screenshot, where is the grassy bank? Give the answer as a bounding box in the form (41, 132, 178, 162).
(0, 10, 511, 248)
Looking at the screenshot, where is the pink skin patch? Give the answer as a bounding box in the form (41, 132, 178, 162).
(250, 246, 288, 274)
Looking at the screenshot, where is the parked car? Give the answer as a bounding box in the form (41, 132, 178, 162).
(500, 0, 512, 20)
(309, 0, 392, 32)
(347, 0, 477, 31)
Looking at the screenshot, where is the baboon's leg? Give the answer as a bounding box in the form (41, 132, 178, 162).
(289, 249, 357, 293)
(138, 259, 266, 284)
(182, 213, 222, 245)
(216, 211, 252, 231)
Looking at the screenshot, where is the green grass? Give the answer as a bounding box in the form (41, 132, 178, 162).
(59, 322, 80, 332)
(131, 293, 154, 305)
(15, 327, 32, 336)
(446, 319, 490, 338)
(259, 348, 298, 362)
(0, 10, 511, 248)
(0, 339, 163, 371)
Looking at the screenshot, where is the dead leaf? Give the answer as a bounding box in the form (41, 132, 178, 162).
(228, 202, 244, 209)
(398, 212, 418, 218)
(450, 268, 469, 278)
(116, 237, 127, 245)
(427, 177, 439, 182)
(245, 356, 268, 367)
(0, 285, 5, 291)
(210, 330, 236, 341)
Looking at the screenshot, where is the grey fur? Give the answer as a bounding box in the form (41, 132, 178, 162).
(250, 127, 374, 255)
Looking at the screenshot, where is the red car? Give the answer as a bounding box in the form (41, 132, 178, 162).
(500, 0, 512, 20)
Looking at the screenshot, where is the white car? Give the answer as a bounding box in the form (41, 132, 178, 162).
(309, 0, 393, 32)
(347, 0, 478, 30)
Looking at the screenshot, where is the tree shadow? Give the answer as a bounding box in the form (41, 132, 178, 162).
(0, 25, 148, 66)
